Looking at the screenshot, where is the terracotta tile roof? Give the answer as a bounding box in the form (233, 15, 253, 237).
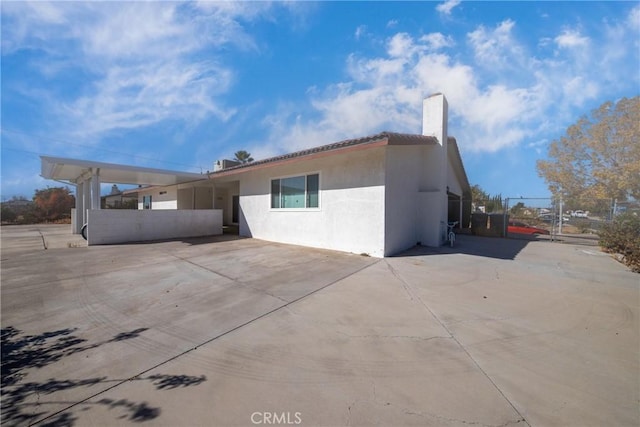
(210, 131, 438, 175)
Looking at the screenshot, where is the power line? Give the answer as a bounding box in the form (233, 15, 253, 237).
(1, 146, 44, 158)
(1, 128, 204, 172)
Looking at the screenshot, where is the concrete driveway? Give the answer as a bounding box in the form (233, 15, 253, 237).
(1, 225, 638, 427)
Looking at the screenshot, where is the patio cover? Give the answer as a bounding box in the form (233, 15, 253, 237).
(41, 156, 206, 186)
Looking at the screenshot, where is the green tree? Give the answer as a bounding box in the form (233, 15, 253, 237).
(33, 187, 75, 221)
(1, 206, 17, 223)
(471, 184, 489, 204)
(485, 194, 504, 213)
(233, 150, 254, 164)
(537, 97, 640, 205)
(510, 202, 526, 216)
(471, 185, 503, 213)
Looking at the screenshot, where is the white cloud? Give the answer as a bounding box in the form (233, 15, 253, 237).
(467, 19, 524, 68)
(3, 2, 637, 167)
(436, 0, 461, 16)
(554, 29, 590, 48)
(347, 54, 405, 85)
(561, 76, 599, 106)
(420, 33, 455, 50)
(255, 5, 639, 160)
(412, 53, 478, 107)
(89, 5, 212, 62)
(628, 5, 640, 29)
(527, 138, 548, 155)
(413, 52, 541, 151)
(1, 2, 270, 141)
(387, 33, 420, 58)
(355, 25, 367, 40)
(260, 32, 544, 154)
(66, 60, 236, 136)
(262, 16, 638, 157)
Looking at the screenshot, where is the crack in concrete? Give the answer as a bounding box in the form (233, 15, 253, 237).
(383, 260, 531, 427)
(36, 228, 48, 250)
(386, 261, 415, 302)
(404, 408, 527, 427)
(169, 253, 290, 304)
(343, 381, 393, 427)
(336, 330, 452, 341)
(447, 315, 515, 326)
(33, 259, 381, 426)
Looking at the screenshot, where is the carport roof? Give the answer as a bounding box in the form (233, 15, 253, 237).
(41, 156, 207, 186)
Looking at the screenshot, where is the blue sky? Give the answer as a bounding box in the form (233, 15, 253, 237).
(2, 1, 639, 200)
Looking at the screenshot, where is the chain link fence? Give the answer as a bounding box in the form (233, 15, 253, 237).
(466, 197, 634, 246)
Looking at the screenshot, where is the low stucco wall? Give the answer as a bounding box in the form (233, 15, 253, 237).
(86, 209, 222, 245)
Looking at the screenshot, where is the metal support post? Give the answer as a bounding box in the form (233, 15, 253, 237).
(559, 196, 563, 235)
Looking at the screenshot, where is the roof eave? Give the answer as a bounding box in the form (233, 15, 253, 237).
(209, 132, 439, 179)
(447, 137, 471, 194)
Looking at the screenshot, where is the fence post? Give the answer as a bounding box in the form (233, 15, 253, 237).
(559, 196, 563, 235)
(503, 198, 509, 237)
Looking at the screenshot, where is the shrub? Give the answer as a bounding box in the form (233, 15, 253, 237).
(574, 219, 592, 233)
(599, 213, 640, 273)
(1, 206, 17, 223)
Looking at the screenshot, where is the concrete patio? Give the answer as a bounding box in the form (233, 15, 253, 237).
(1, 224, 638, 426)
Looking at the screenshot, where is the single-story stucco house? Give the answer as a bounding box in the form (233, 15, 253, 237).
(101, 185, 138, 209)
(41, 93, 471, 257)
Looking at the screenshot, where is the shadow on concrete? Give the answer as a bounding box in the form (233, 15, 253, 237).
(1, 326, 206, 426)
(179, 234, 246, 245)
(222, 224, 239, 235)
(507, 231, 600, 247)
(551, 233, 600, 247)
(108, 233, 247, 247)
(397, 234, 532, 261)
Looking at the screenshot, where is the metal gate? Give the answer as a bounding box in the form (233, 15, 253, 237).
(469, 196, 619, 246)
(503, 197, 617, 246)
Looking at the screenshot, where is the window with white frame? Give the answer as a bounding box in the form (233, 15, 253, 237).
(271, 173, 319, 209)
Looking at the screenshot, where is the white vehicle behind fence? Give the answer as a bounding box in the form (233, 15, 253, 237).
(571, 210, 588, 218)
(538, 213, 571, 222)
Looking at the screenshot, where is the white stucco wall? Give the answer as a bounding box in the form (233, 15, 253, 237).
(213, 188, 228, 222)
(195, 187, 214, 209)
(384, 146, 421, 255)
(137, 186, 178, 210)
(86, 209, 222, 245)
(447, 157, 463, 197)
(177, 188, 192, 209)
(232, 147, 387, 257)
(212, 181, 239, 225)
(384, 144, 448, 253)
(137, 185, 213, 210)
